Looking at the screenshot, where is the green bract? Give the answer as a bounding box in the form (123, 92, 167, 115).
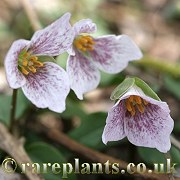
(110, 77, 135, 100)
(110, 77, 160, 101)
(134, 77, 160, 101)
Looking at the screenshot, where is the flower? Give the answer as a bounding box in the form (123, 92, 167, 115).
(102, 85, 174, 153)
(5, 13, 74, 112)
(67, 19, 143, 100)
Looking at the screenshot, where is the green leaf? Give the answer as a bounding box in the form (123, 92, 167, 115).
(0, 95, 11, 125)
(110, 77, 135, 100)
(138, 147, 166, 164)
(26, 142, 66, 163)
(16, 90, 30, 119)
(174, 121, 180, 133)
(0, 90, 29, 126)
(68, 112, 106, 150)
(164, 75, 180, 99)
(61, 99, 86, 119)
(135, 77, 160, 101)
(100, 72, 125, 87)
(100, 72, 117, 87)
(25, 130, 44, 144)
(138, 146, 180, 166)
(26, 142, 66, 180)
(171, 146, 180, 165)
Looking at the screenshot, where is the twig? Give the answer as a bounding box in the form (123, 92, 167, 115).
(0, 123, 43, 180)
(29, 117, 173, 180)
(170, 135, 180, 150)
(19, 0, 41, 31)
(9, 89, 17, 133)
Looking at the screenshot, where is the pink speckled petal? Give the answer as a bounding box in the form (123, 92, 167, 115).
(4, 39, 29, 88)
(90, 35, 143, 73)
(29, 13, 74, 56)
(73, 19, 97, 36)
(67, 51, 100, 100)
(124, 103, 173, 153)
(102, 100, 126, 144)
(22, 62, 70, 112)
(120, 85, 174, 153)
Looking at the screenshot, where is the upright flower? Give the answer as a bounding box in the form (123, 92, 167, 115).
(67, 19, 143, 99)
(5, 13, 74, 112)
(102, 78, 174, 153)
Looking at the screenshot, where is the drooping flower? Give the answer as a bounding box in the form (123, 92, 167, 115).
(102, 81, 174, 153)
(5, 13, 74, 112)
(67, 19, 143, 100)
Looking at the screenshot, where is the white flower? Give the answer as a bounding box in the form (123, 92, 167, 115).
(5, 13, 74, 112)
(67, 19, 143, 99)
(102, 85, 174, 153)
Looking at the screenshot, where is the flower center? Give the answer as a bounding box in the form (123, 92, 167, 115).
(125, 95, 148, 116)
(18, 50, 44, 75)
(73, 35, 95, 52)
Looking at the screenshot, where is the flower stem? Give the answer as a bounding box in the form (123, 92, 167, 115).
(10, 89, 18, 133)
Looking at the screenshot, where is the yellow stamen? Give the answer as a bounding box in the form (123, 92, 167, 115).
(125, 99, 132, 112)
(134, 96, 142, 104)
(30, 56, 44, 67)
(19, 50, 44, 75)
(125, 95, 148, 116)
(74, 35, 95, 52)
(22, 59, 28, 66)
(74, 41, 83, 50)
(79, 38, 88, 44)
(34, 61, 44, 67)
(28, 66, 37, 73)
(130, 105, 136, 116)
(84, 36, 93, 42)
(81, 47, 87, 51)
(21, 67, 29, 75)
(23, 52, 29, 58)
(30, 56, 38, 62)
(137, 104, 144, 113)
(143, 99, 148, 105)
(129, 96, 134, 102)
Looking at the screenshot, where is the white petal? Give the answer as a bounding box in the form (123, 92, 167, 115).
(29, 13, 74, 56)
(102, 101, 126, 144)
(4, 39, 29, 88)
(22, 62, 70, 113)
(90, 35, 143, 73)
(67, 46, 75, 56)
(73, 19, 97, 36)
(124, 103, 174, 153)
(67, 51, 100, 100)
